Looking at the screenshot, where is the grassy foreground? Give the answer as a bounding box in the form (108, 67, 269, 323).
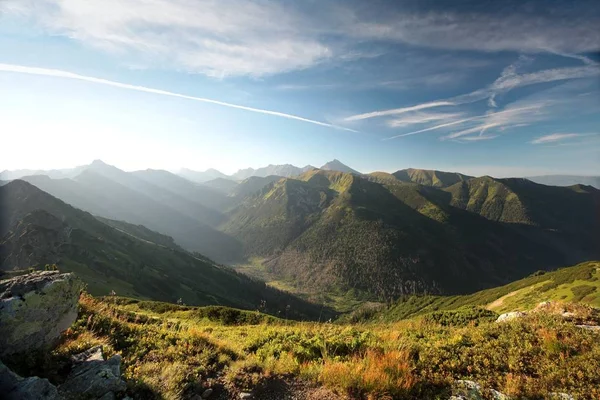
(13, 292, 600, 400)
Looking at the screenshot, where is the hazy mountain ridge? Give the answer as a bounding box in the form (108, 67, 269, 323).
(0, 180, 328, 319)
(526, 175, 600, 189)
(5, 160, 599, 302)
(20, 163, 243, 263)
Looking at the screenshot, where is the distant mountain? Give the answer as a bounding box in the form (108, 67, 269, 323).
(0, 164, 89, 180)
(393, 168, 472, 187)
(223, 169, 600, 300)
(526, 175, 600, 189)
(177, 168, 230, 183)
(20, 161, 242, 263)
(202, 177, 239, 194)
(231, 164, 314, 180)
(320, 159, 360, 174)
(230, 175, 284, 198)
(0, 180, 327, 319)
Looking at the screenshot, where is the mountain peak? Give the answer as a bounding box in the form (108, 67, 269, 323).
(320, 159, 360, 175)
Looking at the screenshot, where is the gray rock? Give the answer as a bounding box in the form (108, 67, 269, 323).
(496, 311, 527, 323)
(240, 392, 253, 399)
(576, 324, 600, 332)
(548, 393, 575, 400)
(202, 388, 214, 398)
(0, 359, 59, 400)
(489, 388, 510, 400)
(59, 345, 127, 399)
(0, 271, 83, 356)
(452, 380, 483, 400)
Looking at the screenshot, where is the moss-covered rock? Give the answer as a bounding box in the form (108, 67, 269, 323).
(0, 271, 83, 356)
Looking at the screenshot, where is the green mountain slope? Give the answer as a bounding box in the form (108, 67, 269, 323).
(393, 168, 472, 187)
(224, 170, 600, 301)
(0, 180, 329, 320)
(230, 175, 284, 198)
(374, 261, 600, 321)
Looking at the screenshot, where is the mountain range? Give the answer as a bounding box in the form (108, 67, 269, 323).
(0, 180, 329, 319)
(1, 159, 599, 306)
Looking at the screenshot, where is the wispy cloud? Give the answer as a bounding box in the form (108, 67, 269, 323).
(345, 101, 454, 122)
(0, 63, 356, 132)
(3, 0, 598, 77)
(530, 133, 585, 144)
(386, 112, 464, 128)
(383, 105, 543, 140)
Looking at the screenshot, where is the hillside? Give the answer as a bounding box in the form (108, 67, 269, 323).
(202, 177, 239, 193)
(369, 261, 600, 322)
(393, 168, 472, 187)
(229, 175, 284, 199)
(225, 170, 600, 301)
(20, 163, 242, 263)
(0, 180, 328, 320)
(17, 280, 600, 399)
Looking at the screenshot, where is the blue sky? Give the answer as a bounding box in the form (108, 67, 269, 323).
(0, 0, 599, 176)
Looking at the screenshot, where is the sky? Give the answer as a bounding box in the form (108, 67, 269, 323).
(0, 0, 599, 176)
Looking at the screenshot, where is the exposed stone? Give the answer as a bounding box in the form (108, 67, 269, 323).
(240, 392, 254, 399)
(0, 271, 83, 356)
(548, 393, 575, 400)
(58, 345, 127, 399)
(496, 311, 527, 323)
(451, 380, 483, 400)
(489, 388, 510, 400)
(202, 387, 214, 398)
(0, 359, 58, 400)
(576, 324, 600, 332)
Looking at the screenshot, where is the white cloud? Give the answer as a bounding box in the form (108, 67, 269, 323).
(386, 112, 464, 128)
(345, 101, 454, 122)
(384, 105, 543, 140)
(2, 0, 331, 77)
(3, 0, 598, 77)
(530, 133, 584, 144)
(0, 63, 356, 131)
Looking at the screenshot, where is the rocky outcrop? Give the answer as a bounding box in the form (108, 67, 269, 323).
(0, 360, 58, 400)
(495, 311, 527, 323)
(59, 346, 127, 399)
(0, 271, 83, 357)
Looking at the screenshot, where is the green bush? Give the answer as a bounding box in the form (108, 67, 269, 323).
(421, 306, 498, 327)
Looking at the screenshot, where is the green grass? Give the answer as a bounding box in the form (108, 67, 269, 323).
(371, 261, 600, 322)
(9, 293, 600, 400)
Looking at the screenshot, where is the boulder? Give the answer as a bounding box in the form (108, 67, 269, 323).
(0, 271, 83, 356)
(59, 345, 127, 399)
(0, 359, 58, 400)
(451, 380, 483, 400)
(495, 311, 527, 323)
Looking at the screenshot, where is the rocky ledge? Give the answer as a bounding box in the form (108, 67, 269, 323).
(0, 271, 127, 400)
(0, 271, 83, 357)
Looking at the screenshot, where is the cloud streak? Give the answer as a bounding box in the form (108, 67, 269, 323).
(0, 63, 356, 132)
(383, 106, 542, 140)
(530, 133, 585, 144)
(345, 101, 454, 122)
